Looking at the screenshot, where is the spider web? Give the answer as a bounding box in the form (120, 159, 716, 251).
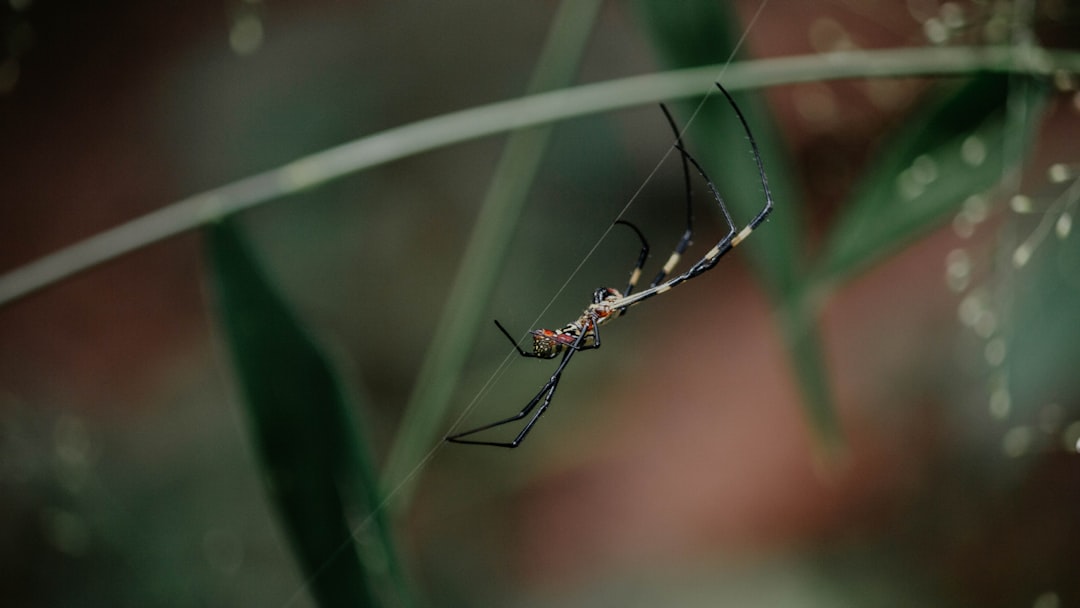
(280, 2, 773, 607)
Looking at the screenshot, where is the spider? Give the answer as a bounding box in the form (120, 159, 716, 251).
(446, 82, 774, 448)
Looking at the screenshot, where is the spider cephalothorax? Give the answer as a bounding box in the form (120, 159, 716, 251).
(446, 82, 774, 448)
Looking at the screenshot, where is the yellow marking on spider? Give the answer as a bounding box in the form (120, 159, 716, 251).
(731, 225, 754, 247)
(629, 268, 642, 286)
(662, 253, 681, 275)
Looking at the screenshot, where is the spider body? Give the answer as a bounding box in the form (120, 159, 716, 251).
(446, 82, 774, 448)
(530, 287, 623, 357)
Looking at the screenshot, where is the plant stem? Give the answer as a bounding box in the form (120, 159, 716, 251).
(2, 45, 1078, 308)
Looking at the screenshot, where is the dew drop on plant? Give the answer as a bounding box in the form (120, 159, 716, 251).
(973, 310, 996, 339)
(945, 248, 971, 292)
(940, 3, 965, 28)
(1012, 242, 1033, 268)
(989, 386, 1011, 419)
(896, 169, 924, 200)
(962, 193, 989, 222)
(1048, 163, 1072, 183)
(984, 337, 1006, 366)
(911, 154, 938, 185)
(957, 290, 986, 327)
(961, 134, 987, 166)
(808, 18, 854, 52)
(230, 14, 264, 55)
(1010, 194, 1034, 213)
(1053, 70, 1075, 92)
(952, 212, 975, 238)
(1056, 212, 1072, 239)
(1002, 426, 1032, 458)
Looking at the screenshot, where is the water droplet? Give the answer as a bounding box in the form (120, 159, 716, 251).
(1010, 194, 1034, 213)
(923, 17, 949, 44)
(1056, 212, 1072, 239)
(229, 14, 264, 55)
(896, 169, 924, 200)
(1002, 426, 1033, 457)
(957, 290, 986, 327)
(911, 154, 939, 185)
(809, 18, 855, 52)
(961, 135, 987, 166)
(1053, 70, 1075, 91)
(945, 248, 971, 292)
(989, 387, 1011, 419)
(974, 310, 997, 338)
(953, 212, 975, 238)
(940, 3, 965, 28)
(1048, 163, 1072, 183)
(962, 194, 989, 223)
(1012, 243, 1033, 268)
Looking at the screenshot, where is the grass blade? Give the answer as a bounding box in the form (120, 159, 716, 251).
(206, 218, 408, 607)
(382, 0, 604, 506)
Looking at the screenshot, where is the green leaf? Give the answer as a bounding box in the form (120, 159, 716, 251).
(817, 75, 1049, 284)
(206, 218, 409, 608)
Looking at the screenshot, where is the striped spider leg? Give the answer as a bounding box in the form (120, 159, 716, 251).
(445, 82, 775, 448)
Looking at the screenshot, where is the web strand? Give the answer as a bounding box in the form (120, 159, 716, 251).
(284, 2, 771, 605)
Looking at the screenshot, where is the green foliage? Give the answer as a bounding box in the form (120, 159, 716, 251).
(817, 75, 1048, 284)
(631, 1, 1049, 450)
(203, 5, 1054, 605)
(206, 218, 410, 608)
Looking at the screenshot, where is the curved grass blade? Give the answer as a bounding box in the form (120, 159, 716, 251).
(816, 75, 1049, 285)
(206, 218, 410, 608)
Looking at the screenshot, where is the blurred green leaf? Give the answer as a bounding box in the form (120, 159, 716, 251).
(633, 0, 843, 445)
(817, 75, 1049, 284)
(206, 218, 409, 608)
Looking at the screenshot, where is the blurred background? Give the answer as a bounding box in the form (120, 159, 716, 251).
(2, 0, 1080, 606)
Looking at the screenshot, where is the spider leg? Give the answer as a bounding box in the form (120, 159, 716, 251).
(445, 370, 564, 448)
(669, 82, 775, 280)
(613, 220, 649, 296)
(608, 82, 775, 311)
(493, 319, 547, 358)
(446, 315, 599, 448)
(649, 103, 697, 288)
